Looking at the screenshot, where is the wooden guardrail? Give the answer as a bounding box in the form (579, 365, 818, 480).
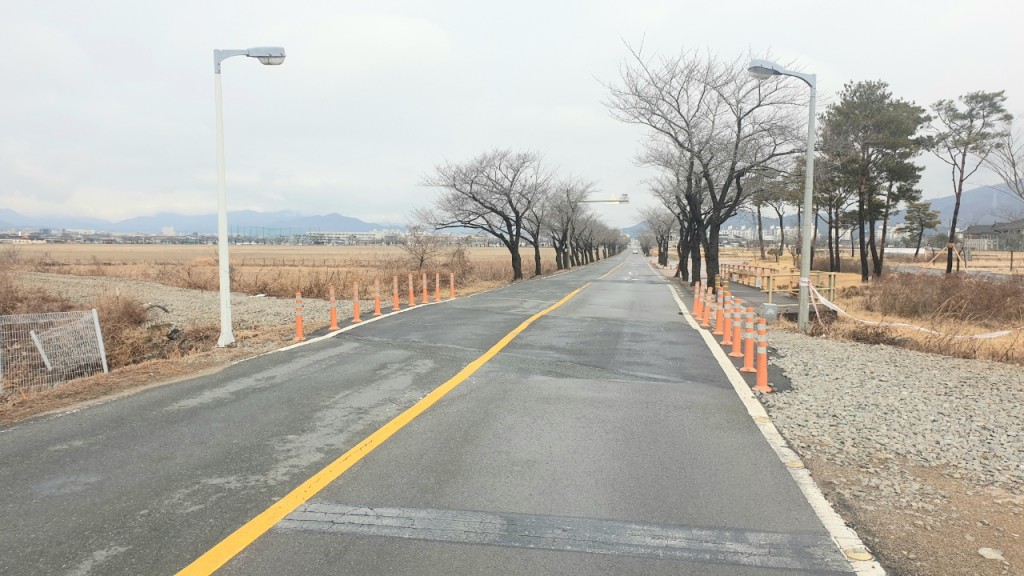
(720, 264, 837, 303)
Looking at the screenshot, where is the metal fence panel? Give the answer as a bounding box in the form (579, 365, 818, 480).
(0, 310, 109, 394)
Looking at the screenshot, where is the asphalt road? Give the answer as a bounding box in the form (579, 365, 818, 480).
(0, 252, 854, 575)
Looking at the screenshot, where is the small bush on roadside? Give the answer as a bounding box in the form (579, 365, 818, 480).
(94, 295, 152, 368)
(861, 273, 1024, 328)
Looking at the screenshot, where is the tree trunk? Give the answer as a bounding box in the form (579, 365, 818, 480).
(533, 243, 542, 277)
(914, 228, 924, 259)
(776, 210, 785, 263)
(676, 230, 690, 281)
(756, 205, 766, 260)
(876, 189, 893, 277)
(947, 153, 968, 274)
(690, 225, 702, 286)
(857, 191, 870, 282)
(510, 247, 524, 280)
(827, 208, 836, 271)
(868, 213, 880, 277)
(705, 224, 721, 290)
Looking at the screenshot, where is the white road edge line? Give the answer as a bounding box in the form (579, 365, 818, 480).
(664, 281, 886, 576)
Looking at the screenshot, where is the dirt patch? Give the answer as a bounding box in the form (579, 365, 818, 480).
(809, 458, 1022, 575)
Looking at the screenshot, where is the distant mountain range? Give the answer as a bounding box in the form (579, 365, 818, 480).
(725, 182, 1024, 232)
(0, 209, 398, 235)
(5, 182, 1021, 236)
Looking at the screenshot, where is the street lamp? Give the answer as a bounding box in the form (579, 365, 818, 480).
(213, 46, 286, 347)
(747, 58, 816, 332)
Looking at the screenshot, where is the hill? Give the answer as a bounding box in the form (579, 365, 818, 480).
(0, 209, 395, 235)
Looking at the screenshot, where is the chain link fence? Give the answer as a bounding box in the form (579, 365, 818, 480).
(0, 310, 108, 394)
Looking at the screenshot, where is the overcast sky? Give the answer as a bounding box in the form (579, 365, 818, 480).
(3, 0, 1021, 229)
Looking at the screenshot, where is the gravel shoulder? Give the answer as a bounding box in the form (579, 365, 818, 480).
(762, 329, 1022, 576)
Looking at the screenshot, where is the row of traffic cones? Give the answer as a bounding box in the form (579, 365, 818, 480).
(294, 272, 457, 342)
(693, 281, 771, 393)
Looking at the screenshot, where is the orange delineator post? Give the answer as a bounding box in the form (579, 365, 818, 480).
(449, 272, 455, 299)
(753, 318, 771, 393)
(693, 281, 703, 317)
(740, 308, 756, 373)
(328, 285, 339, 331)
(421, 272, 428, 304)
(352, 282, 362, 323)
(713, 291, 727, 335)
(700, 288, 712, 328)
(729, 301, 745, 358)
(373, 278, 382, 316)
(393, 275, 400, 310)
(721, 296, 734, 346)
(408, 273, 416, 306)
(293, 292, 305, 342)
(434, 272, 441, 303)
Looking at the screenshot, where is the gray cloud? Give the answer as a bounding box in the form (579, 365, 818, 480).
(2, 0, 1021, 229)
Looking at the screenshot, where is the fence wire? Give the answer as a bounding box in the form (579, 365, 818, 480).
(0, 310, 108, 394)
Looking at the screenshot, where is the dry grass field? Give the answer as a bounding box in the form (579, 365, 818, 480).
(3, 243, 560, 300)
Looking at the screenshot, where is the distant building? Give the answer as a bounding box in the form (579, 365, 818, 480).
(961, 219, 1024, 250)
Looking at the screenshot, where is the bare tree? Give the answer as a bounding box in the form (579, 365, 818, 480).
(419, 149, 548, 280)
(545, 178, 595, 270)
(642, 144, 708, 283)
(522, 182, 553, 277)
(987, 125, 1024, 203)
(606, 47, 807, 288)
(401, 225, 445, 270)
(639, 205, 675, 267)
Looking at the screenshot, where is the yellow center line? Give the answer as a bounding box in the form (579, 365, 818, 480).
(176, 282, 591, 576)
(598, 258, 629, 280)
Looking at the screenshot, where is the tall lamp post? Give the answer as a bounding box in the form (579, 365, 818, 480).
(213, 46, 286, 347)
(747, 59, 816, 332)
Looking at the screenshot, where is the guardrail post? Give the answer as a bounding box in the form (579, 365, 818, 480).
(421, 272, 428, 304)
(693, 281, 703, 317)
(393, 275, 400, 311)
(434, 272, 441, 302)
(408, 273, 416, 306)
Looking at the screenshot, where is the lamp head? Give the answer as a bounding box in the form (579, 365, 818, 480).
(747, 58, 780, 80)
(248, 46, 287, 65)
